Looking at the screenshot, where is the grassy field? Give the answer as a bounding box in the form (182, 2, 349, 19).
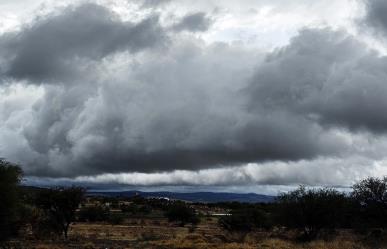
(8, 217, 386, 249)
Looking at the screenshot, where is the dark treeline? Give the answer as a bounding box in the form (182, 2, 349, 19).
(1, 159, 387, 245)
(218, 179, 387, 241)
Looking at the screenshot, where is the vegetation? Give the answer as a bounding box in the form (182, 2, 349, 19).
(35, 186, 85, 239)
(276, 187, 349, 240)
(78, 205, 110, 222)
(0, 159, 23, 242)
(352, 177, 387, 229)
(165, 202, 200, 226)
(219, 208, 271, 232)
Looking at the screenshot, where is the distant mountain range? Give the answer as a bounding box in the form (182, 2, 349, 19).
(87, 190, 275, 203)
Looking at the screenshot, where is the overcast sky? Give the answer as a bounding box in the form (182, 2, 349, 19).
(1, 0, 387, 194)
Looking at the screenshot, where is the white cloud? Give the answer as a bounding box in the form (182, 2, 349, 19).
(23, 155, 387, 191)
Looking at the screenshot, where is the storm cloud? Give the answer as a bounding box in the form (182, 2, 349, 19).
(0, 3, 166, 82)
(10, 37, 341, 177)
(0, 0, 387, 187)
(248, 29, 387, 133)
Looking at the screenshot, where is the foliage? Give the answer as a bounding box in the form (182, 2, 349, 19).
(121, 203, 152, 215)
(35, 187, 85, 239)
(107, 213, 125, 225)
(27, 206, 62, 239)
(352, 177, 387, 229)
(165, 202, 200, 226)
(78, 205, 110, 222)
(275, 186, 348, 240)
(219, 208, 272, 232)
(0, 159, 23, 242)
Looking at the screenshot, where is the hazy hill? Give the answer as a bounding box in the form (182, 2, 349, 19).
(87, 190, 275, 203)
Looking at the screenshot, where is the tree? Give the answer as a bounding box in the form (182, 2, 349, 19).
(352, 177, 387, 229)
(36, 187, 85, 239)
(0, 159, 23, 242)
(121, 203, 152, 215)
(165, 202, 199, 226)
(78, 205, 110, 222)
(276, 186, 348, 241)
(219, 208, 271, 233)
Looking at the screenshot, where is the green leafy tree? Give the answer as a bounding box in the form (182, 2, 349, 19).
(36, 187, 85, 239)
(0, 159, 23, 242)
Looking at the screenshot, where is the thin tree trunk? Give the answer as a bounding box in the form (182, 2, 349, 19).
(64, 223, 70, 239)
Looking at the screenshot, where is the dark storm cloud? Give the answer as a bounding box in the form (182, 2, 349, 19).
(172, 12, 212, 32)
(2, 2, 387, 179)
(0, 3, 166, 82)
(362, 0, 387, 37)
(248, 29, 387, 133)
(18, 39, 340, 177)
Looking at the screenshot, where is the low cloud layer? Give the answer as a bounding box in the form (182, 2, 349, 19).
(25, 155, 387, 189)
(1, 0, 387, 187)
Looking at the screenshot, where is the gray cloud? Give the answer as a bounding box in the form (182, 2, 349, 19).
(23, 155, 386, 189)
(1, 2, 387, 186)
(248, 28, 387, 133)
(0, 3, 166, 82)
(172, 12, 212, 32)
(3, 27, 386, 178)
(71, 156, 385, 187)
(141, 0, 171, 8)
(362, 0, 387, 37)
(14, 39, 341, 177)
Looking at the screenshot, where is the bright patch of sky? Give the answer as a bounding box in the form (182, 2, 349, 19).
(0, 0, 362, 50)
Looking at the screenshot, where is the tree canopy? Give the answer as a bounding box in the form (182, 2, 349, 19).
(0, 159, 23, 242)
(36, 187, 85, 239)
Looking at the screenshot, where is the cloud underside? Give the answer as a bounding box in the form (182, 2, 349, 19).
(1, 1, 387, 186)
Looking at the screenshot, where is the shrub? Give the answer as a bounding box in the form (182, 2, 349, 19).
(0, 160, 23, 242)
(28, 207, 62, 239)
(219, 208, 272, 233)
(352, 177, 387, 229)
(108, 213, 125, 225)
(276, 186, 348, 241)
(165, 202, 199, 226)
(121, 203, 151, 215)
(35, 187, 85, 239)
(78, 205, 110, 222)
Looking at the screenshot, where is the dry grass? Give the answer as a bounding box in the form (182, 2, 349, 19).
(9, 218, 385, 249)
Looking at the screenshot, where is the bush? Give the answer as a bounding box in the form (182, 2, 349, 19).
(0, 160, 23, 242)
(276, 186, 348, 241)
(35, 187, 85, 239)
(121, 203, 151, 215)
(351, 177, 387, 229)
(27, 207, 62, 239)
(78, 206, 110, 222)
(219, 208, 272, 233)
(165, 202, 199, 226)
(108, 213, 125, 225)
